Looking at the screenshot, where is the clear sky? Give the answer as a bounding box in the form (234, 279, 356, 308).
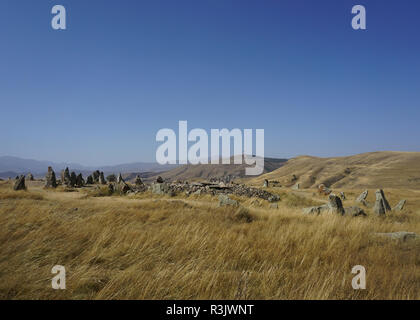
(1, 0, 419, 166)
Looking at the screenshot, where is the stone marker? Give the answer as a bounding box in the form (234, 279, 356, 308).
(373, 231, 418, 242)
(13, 175, 26, 191)
(393, 200, 406, 212)
(45, 167, 57, 188)
(356, 190, 368, 203)
(263, 179, 269, 188)
(99, 172, 106, 185)
(328, 194, 345, 215)
(26, 173, 34, 181)
(135, 175, 143, 186)
(373, 189, 391, 215)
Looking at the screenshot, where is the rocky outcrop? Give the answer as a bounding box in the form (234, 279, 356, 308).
(45, 167, 57, 188)
(373, 189, 391, 215)
(13, 175, 26, 191)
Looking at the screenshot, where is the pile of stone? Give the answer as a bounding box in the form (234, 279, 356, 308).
(149, 179, 280, 202)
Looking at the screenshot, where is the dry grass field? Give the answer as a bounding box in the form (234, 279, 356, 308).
(0, 179, 419, 300)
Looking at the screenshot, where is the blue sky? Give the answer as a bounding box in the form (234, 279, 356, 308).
(0, 0, 419, 165)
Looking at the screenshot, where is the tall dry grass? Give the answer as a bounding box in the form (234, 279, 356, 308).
(0, 181, 419, 299)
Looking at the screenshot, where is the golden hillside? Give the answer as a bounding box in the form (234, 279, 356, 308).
(251, 152, 420, 189)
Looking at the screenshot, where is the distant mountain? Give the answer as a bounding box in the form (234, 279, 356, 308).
(148, 157, 288, 181)
(0, 156, 178, 179)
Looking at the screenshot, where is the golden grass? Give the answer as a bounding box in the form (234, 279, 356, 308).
(0, 181, 419, 300)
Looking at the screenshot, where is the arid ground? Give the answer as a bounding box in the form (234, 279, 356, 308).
(0, 178, 419, 299)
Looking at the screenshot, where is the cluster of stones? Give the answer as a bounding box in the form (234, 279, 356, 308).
(60, 167, 85, 188)
(303, 188, 406, 217)
(108, 174, 147, 195)
(150, 178, 280, 202)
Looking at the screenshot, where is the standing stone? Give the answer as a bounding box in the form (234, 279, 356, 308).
(13, 175, 26, 191)
(92, 170, 100, 183)
(69, 172, 77, 187)
(339, 192, 346, 201)
(328, 194, 345, 215)
(117, 173, 123, 183)
(135, 175, 143, 186)
(45, 167, 57, 188)
(76, 174, 85, 188)
(99, 172, 106, 185)
(26, 173, 34, 181)
(61, 167, 71, 185)
(86, 175, 94, 185)
(356, 190, 368, 203)
(156, 176, 164, 183)
(373, 189, 391, 215)
(393, 200, 406, 212)
(263, 179, 269, 188)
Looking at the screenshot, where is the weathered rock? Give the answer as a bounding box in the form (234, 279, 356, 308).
(292, 183, 300, 190)
(339, 192, 346, 201)
(263, 179, 269, 188)
(302, 205, 329, 215)
(393, 200, 406, 212)
(356, 190, 368, 203)
(76, 174, 85, 188)
(135, 175, 143, 186)
(86, 175, 94, 185)
(61, 167, 71, 186)
(68, 172, 76, 187)
(151, 182, 169, 195)
(99, 172, 106, 185)
(45, 167, 57, 188)
(373, 189, 391, 215)
(218, 194, 239, 207)
(94, 170, 102, 183)
(156, 176, 164, 183)
(26, 173, 34, 181)
(270, 203, 279, 209)
(373, 232, 419, 242)
(13, 175, 26, 191)
(106, 174, 116, 182)
(117, 173, 123, 184)
(328, 194, 345, 215)
(344, 206, 366, 217)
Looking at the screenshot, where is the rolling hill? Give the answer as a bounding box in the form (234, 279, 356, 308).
(251, 151, 420, 189)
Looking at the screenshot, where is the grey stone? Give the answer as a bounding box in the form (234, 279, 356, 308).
(339, 192, 346, 201)
(86, 175, 94, 185)
(76, 174, 84, 188)
(373, 189, 391, 215)
(356, 190, 368, 203)
(263, 179, 269, 188)
(69, 172, 77, 187)
(302, 205, 329, 215)
(218, 194, 239, 207)
(393, 200, 406, 212)
(45, 167, 57, 188)
(373, 232, 418, 242)
(344, 206, 366, 217)
(292, 183, 300, 190)
(156, 176, 164, 183)
(135, 175, 143, 186)
(13, 175, 26, 191)
(99, 172, 106, 185)
(26, 173, 34, 181)
(328, 194, 345, 215)
(117, 173, 123, 184)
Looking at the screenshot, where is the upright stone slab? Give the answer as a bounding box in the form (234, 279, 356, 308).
(13, 175, 26, 191)
(45, 167, 57, 188)
(373, 189, 391, 215)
